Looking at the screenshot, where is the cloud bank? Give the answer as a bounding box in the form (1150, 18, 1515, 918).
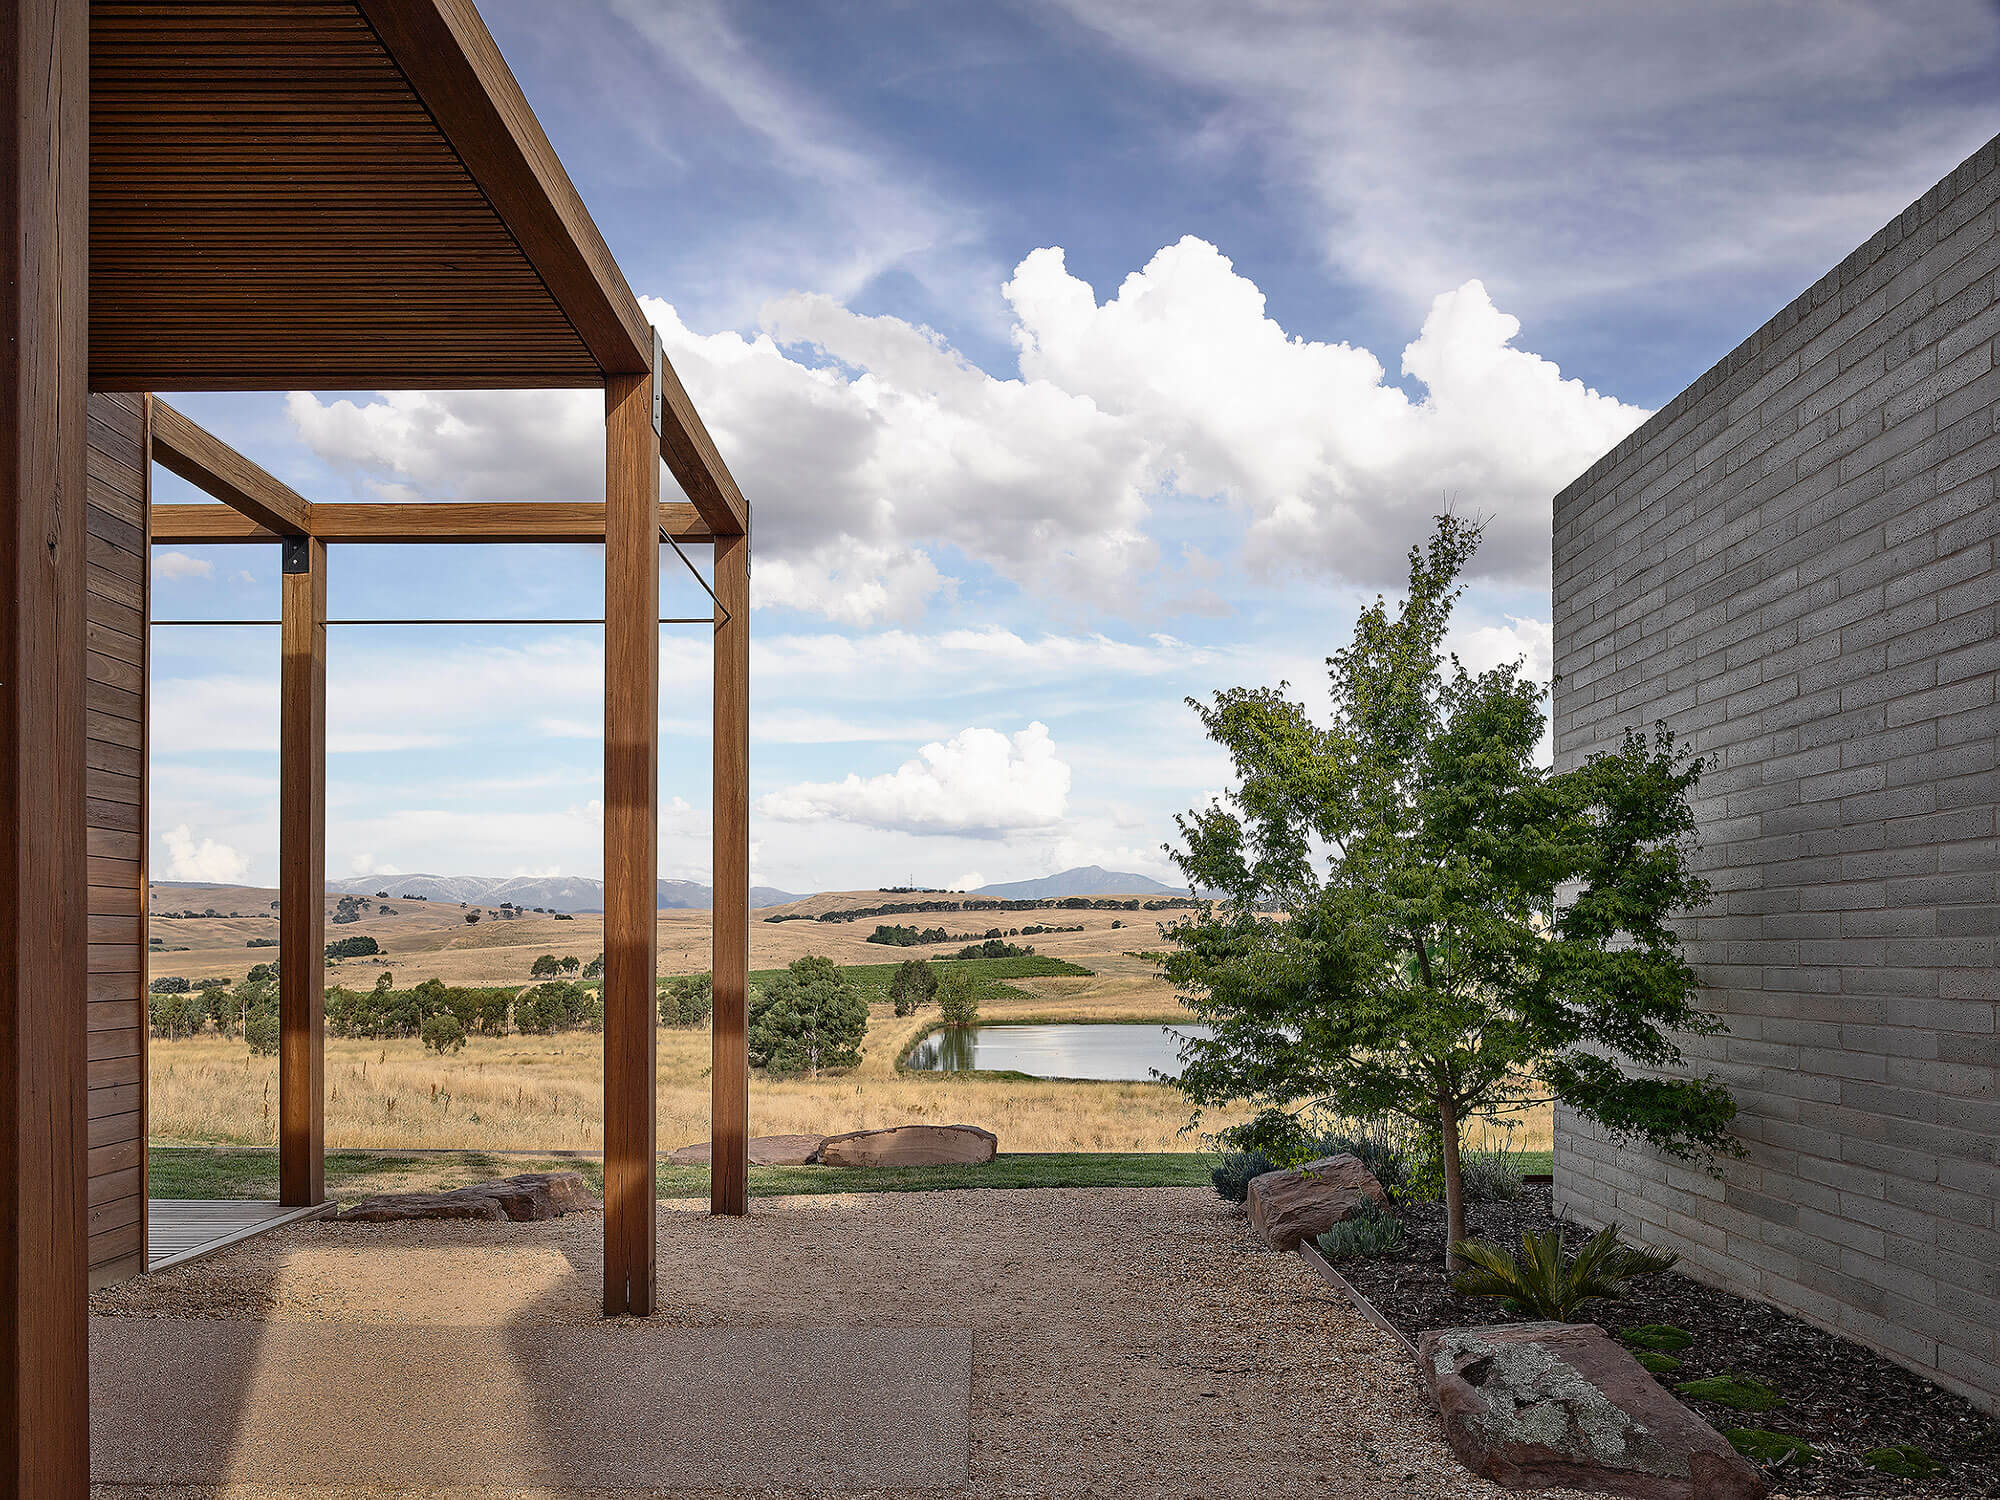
(759, 723, 1071, 836)
(283, 239, 1644, 621)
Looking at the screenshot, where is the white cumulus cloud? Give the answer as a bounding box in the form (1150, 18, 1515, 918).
(160, 824, 250, 883)
(280, 243, 1642, 618)
(759, 723, 1071, 836)
(153, 551, 215, 582)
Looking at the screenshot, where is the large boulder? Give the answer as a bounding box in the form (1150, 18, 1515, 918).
(333, 1172, 600, 1223)
(667, 1135, 825, 1167)
(819, 1124, 997, 1167)
(1246, 1154, 1388, 1250)
(1417, 1322, 1767, 1500)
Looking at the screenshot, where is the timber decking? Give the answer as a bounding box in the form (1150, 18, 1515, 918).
(147, 1201, 332, 1275)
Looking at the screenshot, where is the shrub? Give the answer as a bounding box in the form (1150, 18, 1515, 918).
(747, 956, 867, 1076)
(890, 958, 937, 1017)
(1211, 1148, 1279, 1203)
(245, 937, 278, 948)
(420, 1009, 467, 1055)
(243, 1006, 280, 1057)
(1451, 1223, 1678, 1322)
(323, 935, 379, 961)
(1862, 1446, 1939, 1479)
(1313, 1200, 1404, 1262)
(148, 975, 190, 994)
(1458, 1151, 1525, 1202)
(246, 962, 276, 984)
(1675, 1374, 1784, 1413)
(658, 972, 713, 1028)
(1617, 1324, 1692, 1352)
(1725, 1430, 1815, 1466)
(937, 966, 980, 1029)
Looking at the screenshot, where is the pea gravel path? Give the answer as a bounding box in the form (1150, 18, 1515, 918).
(91, 1186, 1599, 1499)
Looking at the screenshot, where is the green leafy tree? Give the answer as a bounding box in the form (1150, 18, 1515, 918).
(936, 966, 980, 1029)
(747, 956, 867, 1076)
(1164, 515, 1736, 1262)
(421, 1009, 467, 1055)
(889, 958, 937, 1017)
(530, 953, 563, 978)
(658, 972, 713, 1028)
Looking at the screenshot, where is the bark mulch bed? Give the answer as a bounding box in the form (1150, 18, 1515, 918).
(1333, 1185, 2000, 1497)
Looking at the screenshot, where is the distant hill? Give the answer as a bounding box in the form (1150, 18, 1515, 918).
(322, 873, 804, 912)
(972, 865, 1181, 900)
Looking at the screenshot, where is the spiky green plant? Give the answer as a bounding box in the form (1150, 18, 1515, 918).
(1449, 1223, 1678, 1321)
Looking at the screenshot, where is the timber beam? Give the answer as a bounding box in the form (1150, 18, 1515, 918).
(149, 501, 713, 546)
(150, 400, 311, 535)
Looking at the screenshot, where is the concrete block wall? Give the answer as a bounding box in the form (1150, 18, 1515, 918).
(1550, 135, 2000, 1415)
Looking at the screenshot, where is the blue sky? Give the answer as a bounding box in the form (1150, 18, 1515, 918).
(150, 0, 2000, 896)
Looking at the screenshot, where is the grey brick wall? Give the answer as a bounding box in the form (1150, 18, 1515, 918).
(1551, 135, 2000, 1416)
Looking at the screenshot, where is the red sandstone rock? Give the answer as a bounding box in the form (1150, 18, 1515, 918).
(1245, 1154, 1389, 1250)
(332, 1171, 599, 1223)
(818, 1124, 997, 1167)
(667, 1135, 825, 1167)
(1417, 1322, 1767, 1500)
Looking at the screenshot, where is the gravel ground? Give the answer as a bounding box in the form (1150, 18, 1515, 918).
(92, 1187, 1599, 1499)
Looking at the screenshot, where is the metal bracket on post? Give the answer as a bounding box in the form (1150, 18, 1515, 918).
(650, 327, 665, 438)
(281, 534, 312, 574)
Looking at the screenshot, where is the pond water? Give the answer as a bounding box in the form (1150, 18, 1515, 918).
(904, 1022, 1212, 1081)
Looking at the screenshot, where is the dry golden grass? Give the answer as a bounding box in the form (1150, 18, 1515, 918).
(148, 885, 1552, 1156)
(150, 967, 1550, 1156)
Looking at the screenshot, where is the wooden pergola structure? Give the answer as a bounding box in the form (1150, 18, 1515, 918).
(4, 2, 752, 1488)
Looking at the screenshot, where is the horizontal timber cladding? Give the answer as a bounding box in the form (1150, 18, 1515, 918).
(84, 393, 149, 1288)
(87, 1, 600, 387)
(1551, 135, 2000, 1415)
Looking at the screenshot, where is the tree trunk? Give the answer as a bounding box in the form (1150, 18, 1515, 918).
(1437, 1087, 1467, 1271)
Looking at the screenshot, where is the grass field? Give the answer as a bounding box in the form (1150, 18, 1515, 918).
(147, 890, 1555, 1161)
(147, 1148, 1223, 1202)
(148, 1146, 1554, 1204)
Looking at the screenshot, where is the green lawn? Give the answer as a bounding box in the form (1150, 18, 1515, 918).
(148, 1147, 1214, 1204)
(148, 1144, 1550, 1204)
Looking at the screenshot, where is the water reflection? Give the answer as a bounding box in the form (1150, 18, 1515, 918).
(905, 1022, 1211, 1081)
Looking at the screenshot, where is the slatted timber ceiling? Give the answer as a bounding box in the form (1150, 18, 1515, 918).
(89, 0, 611, 388)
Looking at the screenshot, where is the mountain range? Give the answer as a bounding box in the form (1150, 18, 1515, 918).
(323, 873, 804, 912)
(969, 866, 1182, 899)
(316, 864, 1182, 912)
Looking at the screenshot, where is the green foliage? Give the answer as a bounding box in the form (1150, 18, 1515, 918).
(937, 965, 980, 1029)
(323, 935, 380, 961)
(243, 1004, 280, 1057)
(748, 955, 868, 1076)
(1726, 1430, 1815, 1466)
(1617, 1324, 1693, 1352)
(148, 988, 205, 1039)
(246, 962, 276, 984)
(1676, 1374, 1784, 1413)
(1451, 1222, 1679, 1322)
(149, 975, 190, 994)
(752, 954, 1090, 1008)
(658, 972, 714, 1028)
(890, 958, 937, 1017)
(516, 980, 596, 1036)
(582, 952, 604, 979)
(1211, 1148, 1279, 1203)
(1458, 1151, 1525, 1202)
(324, 977, 510, 1039)
(1163, 514, 1737, 1256)
(1862, 1445, 1940, 1478)
(420, 1009, 467, 1055)
(530, 953, 563, 978)
(1313, 1200, 1404, 1262)
(1633, 1350, 1682, 1374)
(953, 938, 1031, 960)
